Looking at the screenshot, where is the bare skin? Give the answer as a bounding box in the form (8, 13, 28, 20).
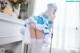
(29, 24, 44, 39)
(29, 8, 57, 39)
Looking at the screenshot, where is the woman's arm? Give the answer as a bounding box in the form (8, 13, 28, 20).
(49, 15, 55, 29)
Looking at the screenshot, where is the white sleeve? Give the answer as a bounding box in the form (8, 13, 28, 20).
(30, 17, 37, 24)
(25, 17, 37, 25)
(20, 19, 30, 35)
(20, 24, 26, 35)
(25, 18, 31, 25)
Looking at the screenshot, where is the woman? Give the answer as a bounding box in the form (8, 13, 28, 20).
(22, 3, 57, 53)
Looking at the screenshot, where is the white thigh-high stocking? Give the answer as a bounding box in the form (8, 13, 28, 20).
(31, 39, 36, 53)
(31, 39, 43, 53)
(36, 39, 43, 53)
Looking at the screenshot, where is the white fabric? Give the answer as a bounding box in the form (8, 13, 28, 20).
(23, 26, 31, 44)
(25, 16, 37, 25)
(31, 39, 43, 53)
(35, 24, 44, 30)
(43, 35, 51, 47)
(20, 25, 26, 35)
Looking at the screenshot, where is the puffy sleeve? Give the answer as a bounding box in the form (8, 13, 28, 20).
(20, 22, 27, 35)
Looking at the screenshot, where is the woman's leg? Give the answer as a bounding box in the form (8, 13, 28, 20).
(31, 39, 43, 53)
(31, 39, 37, 53)
(29, 24, 44, 53)
(36, 39, 43, 53)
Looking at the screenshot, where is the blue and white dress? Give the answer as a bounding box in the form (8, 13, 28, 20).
(22, 13, 53, 46)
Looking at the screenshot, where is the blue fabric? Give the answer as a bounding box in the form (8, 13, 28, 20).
(32, 14, 52, 36)
(45, 27, 48, 29)
(34, 15, 51, 36)
(24, 24, 27, 27)
(48, 21, 53, 25)
(46, 24, 50, 30)
(37, 16, 44, 24)
(44, 33, 49, 35)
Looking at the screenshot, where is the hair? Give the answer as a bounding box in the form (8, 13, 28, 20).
(47, 3, 57, 11)
(0, 1, 7, 10)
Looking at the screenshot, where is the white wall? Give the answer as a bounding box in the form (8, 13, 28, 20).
(33, 0, 50, 16)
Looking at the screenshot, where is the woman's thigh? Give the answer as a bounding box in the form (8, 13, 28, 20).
(29, 24, 36, 38)
(36, 29, 44, 39)
(29, 24, 44, 39)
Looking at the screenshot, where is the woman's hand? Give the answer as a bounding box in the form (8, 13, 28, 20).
(49, 10, 56, 21)
(49, 15, 55, 21)
(49, 11, 56, 29)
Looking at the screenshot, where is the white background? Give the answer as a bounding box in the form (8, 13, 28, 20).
(33, 0, 79, 51)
